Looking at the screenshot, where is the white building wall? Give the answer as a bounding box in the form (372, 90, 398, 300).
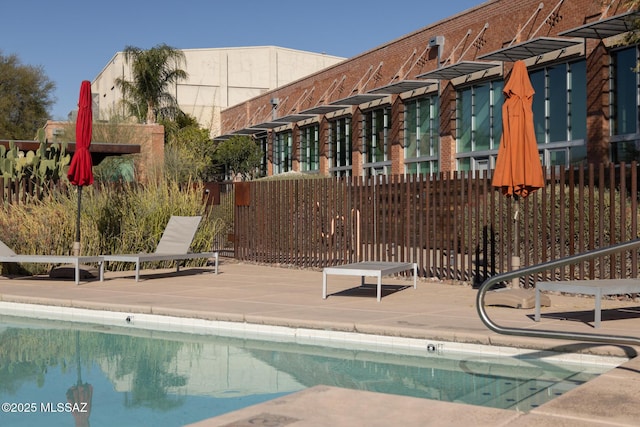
(92, 46, 345, 137)
(97, 342, 304, 398)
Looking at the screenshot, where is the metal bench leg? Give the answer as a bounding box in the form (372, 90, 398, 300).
(595, 289, 602, 328)
(413, 263, 417, 289)
(322, 270, 327, 299)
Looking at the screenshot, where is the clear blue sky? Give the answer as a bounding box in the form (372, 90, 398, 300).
(3, 1, 483, 121)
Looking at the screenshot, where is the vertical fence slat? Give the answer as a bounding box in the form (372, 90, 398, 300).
(632, 163, 638, 278)
(620, 163, 627, 278)
(567, 166, 575, 280)
(588, 163, 596, 278)
(609, 164, 616, 278)
(416, 175, 423, 276)
(577, 166, 585, 280)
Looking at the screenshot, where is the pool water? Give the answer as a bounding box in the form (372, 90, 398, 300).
(0, 315, 618, 427)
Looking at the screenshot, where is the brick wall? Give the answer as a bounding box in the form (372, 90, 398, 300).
(221, 0, 629, 176)
(44, 121, 164, 183)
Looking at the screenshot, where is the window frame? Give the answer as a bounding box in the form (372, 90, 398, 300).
(609, 45, 640, 163)
(362, 106, 391, 175)
(299, 123, 320, 172)
(273, 129, 293, 174)
(455, 78, 504, 172)
(328, 116, 352, 177)
(404, 93, 440, 175)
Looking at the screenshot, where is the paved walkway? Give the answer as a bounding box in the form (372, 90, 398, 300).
(1, 259, 640, 426)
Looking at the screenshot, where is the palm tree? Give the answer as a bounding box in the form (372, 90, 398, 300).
(115, 44, 187, 124)
(623, 1, 640, 44)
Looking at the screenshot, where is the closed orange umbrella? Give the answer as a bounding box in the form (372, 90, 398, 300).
(492, 60, 544, 197)
(492, 60, 544, 285)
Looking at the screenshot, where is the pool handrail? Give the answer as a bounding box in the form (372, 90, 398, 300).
(476, 238, 640, 346)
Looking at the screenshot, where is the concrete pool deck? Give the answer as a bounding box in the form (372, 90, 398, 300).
(1, 259, 640, 426)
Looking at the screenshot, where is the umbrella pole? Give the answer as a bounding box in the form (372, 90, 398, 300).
(73, 186, 82, 256)
(75, 330, 82, 384)
(511, 197, 520, 288)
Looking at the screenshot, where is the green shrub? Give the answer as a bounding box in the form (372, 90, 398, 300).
(0, 179, 225, 275)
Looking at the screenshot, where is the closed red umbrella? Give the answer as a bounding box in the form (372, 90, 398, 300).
(492, 60, 544, 286)
(67, 81, 94, 256)
(66, 331, 92, 427)
(66, 382, 93, 427)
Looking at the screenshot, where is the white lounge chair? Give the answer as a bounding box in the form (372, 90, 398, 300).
(0, 240, 104, 285)
(102, 215, 219, 281)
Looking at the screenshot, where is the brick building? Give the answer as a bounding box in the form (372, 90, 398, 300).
(218, 0, 640, 178)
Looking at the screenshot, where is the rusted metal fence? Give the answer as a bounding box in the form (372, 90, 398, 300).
(205, 181, 235, 257)
(3, 163, 638, 287)
(233, 163, 639, 287)
(0, 177, 63, 205)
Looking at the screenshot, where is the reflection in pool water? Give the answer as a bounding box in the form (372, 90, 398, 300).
(0, 315, 617, 427)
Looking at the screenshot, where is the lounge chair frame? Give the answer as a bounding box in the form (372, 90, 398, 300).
(0, 240, 104, 285)
(102, 216, 219, 282)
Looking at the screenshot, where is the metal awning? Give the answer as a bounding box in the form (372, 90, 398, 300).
(233, 127, 268, 135)
(249, 121, 285, 129)
(273, 114, 316, 123)
(367, 79, 438, 94)
(214, 127, 268, 140)
(478, 37, 582, 62)
(300, 105, 350, 115)
(559, 11, 640, 39)
(330, 93, 387, 105)
(416, 61, 501, 80)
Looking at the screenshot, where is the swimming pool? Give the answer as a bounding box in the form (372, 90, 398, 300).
(0, 304, 626, 427)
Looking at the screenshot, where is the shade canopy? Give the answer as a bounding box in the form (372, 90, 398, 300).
(330, 93, 387, 105)
(416, 61, 501, 80)
(559, 11, 640, 39)
(232, 128, 268, 135)
(67, 81, 94, 186)
(273, 114, 316, 123)
(368, 79, 437, 94)
(492, 61, 544, 198)
(301, 104, 350, 115)
(479, 37, 582, 62)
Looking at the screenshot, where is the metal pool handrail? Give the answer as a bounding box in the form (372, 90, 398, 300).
(476, 238, 640, 346)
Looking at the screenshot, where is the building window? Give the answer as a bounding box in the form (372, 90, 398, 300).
(529, 59, 587, 165)
(405, 94, 439, 175)
(456, 79, 504, 171)
(610, 46, 640, 162)
(363, 107, 390, 175)
(300, 124, 319, 172)
(329, 117, 352, 176)
(255, 134, 269, 178)
(273, 130, 292, 174)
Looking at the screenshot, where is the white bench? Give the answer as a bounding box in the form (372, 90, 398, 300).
(535, 279, 640, 328)
(322, 261, 417, 302)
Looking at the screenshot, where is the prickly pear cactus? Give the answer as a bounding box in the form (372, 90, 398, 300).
(0, 133, 71, 197)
